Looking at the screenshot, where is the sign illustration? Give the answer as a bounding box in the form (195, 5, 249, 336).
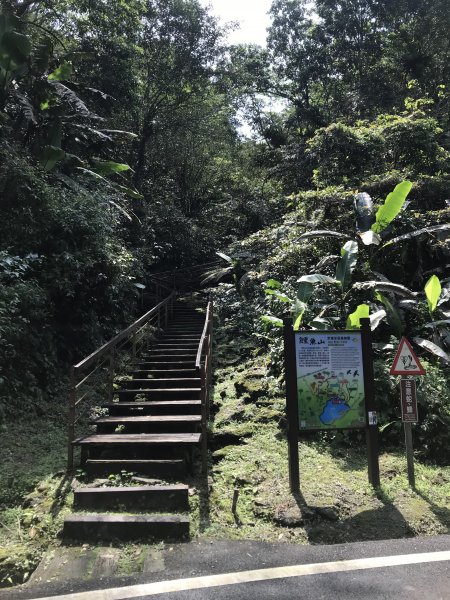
(295, 332, 366, 430)
(390, 337, 426, 376)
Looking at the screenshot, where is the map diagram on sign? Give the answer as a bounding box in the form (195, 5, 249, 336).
(295, 333, 366, 430)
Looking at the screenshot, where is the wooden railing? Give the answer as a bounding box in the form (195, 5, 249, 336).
(67, 292, 176, 470)
(195, 296, 213, 475)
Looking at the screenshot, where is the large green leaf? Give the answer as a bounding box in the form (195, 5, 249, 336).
(93, 160, 131, 176)
(48, 62, 72, 81)
(424, 274, 441, 314)
(297, 230, 351, 241)
(336, 240, 358, 290)
(297, 279, 314, 303)
(413, 337, 450, 364)
(15, 93, 36, 124)
(346, 304, 370, 329)
(113, 183, 144, 200)
(216, 251, 232, 263)
(297, 274, 338, 285)
(49, 81, 91, 117)
(371, 181, 413, 233)
(353, 281, 417, 299)
(265, 289, 291, 302)
(266, 279, 282, 289)
(0, 31, 31, 69)
(260, 315, 284, 328)
(376, 292, 404, 337)
(384, 224, 450, 246)
(39, 146, 65, 171)
(369, 309, 387, 331)
(359, 230, 381, 246)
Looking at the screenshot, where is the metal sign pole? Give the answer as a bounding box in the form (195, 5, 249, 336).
(283, 317, 300, 493)
(400, 377, 417, 487)
(360, 318, 380, 487)
(404, 422, 415, 488)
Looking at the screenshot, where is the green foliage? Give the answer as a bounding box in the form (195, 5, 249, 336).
(346, 304, 370, 330)
(306, 123, 384, 187)
(372, 181, 413, 234)
(424, 275, 442, 314)
(48, 62, 72, 81)
(336, 240, 358, 291)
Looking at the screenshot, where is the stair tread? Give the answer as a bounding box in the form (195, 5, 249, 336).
(102, 400, 201, 407)
(74, 484, 188, 494)
(86, 458, 183, 464)
(64, 514, 189, 523)
(127, 370, 197, 374)
(73, 433, 201, 444)
(93, 415, 201, 423)
(117, 379, 200, 383)
(115, 387, 202, 393)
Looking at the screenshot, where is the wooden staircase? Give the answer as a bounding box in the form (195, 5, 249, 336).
(64, 299, 212, 542)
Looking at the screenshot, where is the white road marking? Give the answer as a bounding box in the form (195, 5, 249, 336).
(32, 550, 450, 600)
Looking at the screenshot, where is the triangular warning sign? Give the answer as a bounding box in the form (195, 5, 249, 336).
(390, 337, 426, 375)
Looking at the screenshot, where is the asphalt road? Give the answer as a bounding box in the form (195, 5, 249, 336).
(2, 535, 449, 600)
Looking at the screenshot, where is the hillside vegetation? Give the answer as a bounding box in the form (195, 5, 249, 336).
(1, 0, 450, 587)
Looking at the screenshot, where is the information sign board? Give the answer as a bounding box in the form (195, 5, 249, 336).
(295, 332, 366, 430)
(400, 379, 418, 423)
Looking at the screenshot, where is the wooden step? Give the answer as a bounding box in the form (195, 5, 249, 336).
(73, 433, 201, 447)
(102, 401, 201, 415)
(134, 361, 196, 369)
(63, 514, 189, 541)
(160, 336, 201, 340)
(138, 354, 197, 363)
(164, 329, 203, 334)
(127, 369, 197, 378)
(85, 459, 185, 478)
(115, 388, 201, 401)
(93, 415, 201, 425)
(117, 378, 200, 389)
(153, 343, 198, 349)
(73, 484, 189, 511)
(145, 349, 197, 356)
(93, 414, 201, 433)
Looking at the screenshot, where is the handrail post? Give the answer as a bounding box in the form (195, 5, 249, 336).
(108, 349, 115, 403)
(199, 364, 208, 477)
(67, 366, 76, 471)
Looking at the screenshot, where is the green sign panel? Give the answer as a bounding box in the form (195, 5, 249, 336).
(295, 332, 366, 430)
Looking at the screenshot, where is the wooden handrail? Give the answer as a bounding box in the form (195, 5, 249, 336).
(68, 291, 176, 470)
(196, 300, 212, 368)
(74, 292, 175, 373)
(195, 296, 213, 477)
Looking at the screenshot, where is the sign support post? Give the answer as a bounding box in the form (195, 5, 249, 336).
(399, 377, 419, 488)
(283, 317, 300, 493)
(390, 340, 424, 489)
(404, 421, 415, 488)
(360, 318, 380, 487)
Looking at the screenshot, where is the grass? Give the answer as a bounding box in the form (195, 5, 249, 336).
(0, 342, 449, 588)
(199, 354, 450, 545)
